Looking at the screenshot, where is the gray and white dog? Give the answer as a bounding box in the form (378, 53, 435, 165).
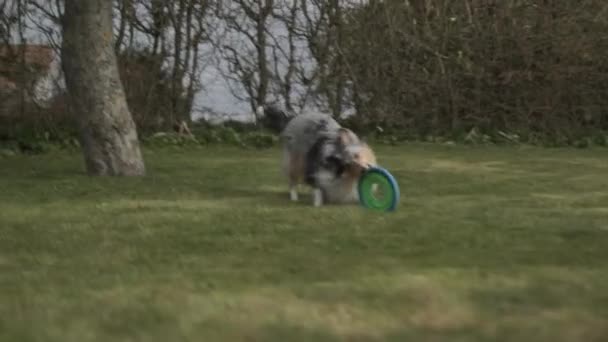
(258, 105, 377, 207)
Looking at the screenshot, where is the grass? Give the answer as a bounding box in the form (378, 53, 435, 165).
(1, 143, 608, 341)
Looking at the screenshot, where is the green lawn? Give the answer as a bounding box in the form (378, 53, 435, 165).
(1, 144, 607, 341)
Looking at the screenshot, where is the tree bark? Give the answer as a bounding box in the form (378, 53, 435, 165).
(61, 0, 146, 176)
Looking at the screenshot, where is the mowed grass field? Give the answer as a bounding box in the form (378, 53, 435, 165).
(1, 144, 607, 341)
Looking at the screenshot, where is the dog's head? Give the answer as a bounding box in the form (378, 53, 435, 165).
(335, 128, 377, 171)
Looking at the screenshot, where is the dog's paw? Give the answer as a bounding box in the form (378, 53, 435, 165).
(312, 188, 323, 207)
(290, 189, 299, 201)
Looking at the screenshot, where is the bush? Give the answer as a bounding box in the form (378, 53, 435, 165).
(341, 0, 608, 142)
(143, 132, 201, 148)
(142, 125, 279, 150)
(241, 131, 278, 149)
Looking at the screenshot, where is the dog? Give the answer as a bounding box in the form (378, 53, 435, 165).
(258, 105, 377, 207)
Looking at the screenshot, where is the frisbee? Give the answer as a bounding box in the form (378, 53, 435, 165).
(358, 166, 400, 211)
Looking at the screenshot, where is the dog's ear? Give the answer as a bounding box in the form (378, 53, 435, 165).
(337, 128, 359, 146)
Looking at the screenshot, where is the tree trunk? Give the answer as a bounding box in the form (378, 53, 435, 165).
(61, 0, 145, 176)
(255, 14, 269, 110)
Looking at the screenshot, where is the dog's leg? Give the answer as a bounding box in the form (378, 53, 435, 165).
(371, 183, 379, 194)
(312, 188, 323, 207)
(285, 150, 306, 202)
(289, 181, 299, 201)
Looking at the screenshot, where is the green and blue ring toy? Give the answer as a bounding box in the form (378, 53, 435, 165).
(358, 166, 400, 212)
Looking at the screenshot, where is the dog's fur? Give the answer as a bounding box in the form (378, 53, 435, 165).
(259, 105, 377, 206)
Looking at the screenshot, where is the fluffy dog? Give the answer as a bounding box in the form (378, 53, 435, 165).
(258, 105, 377, 207)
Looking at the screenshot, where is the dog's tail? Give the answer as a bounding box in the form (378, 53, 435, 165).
(256, 105, 295, 134)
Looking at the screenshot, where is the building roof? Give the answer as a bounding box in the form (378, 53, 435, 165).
(0, 44, 55, 74)
(0, 44, 55, 92)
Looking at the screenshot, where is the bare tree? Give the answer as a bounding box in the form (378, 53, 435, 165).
(62, 0, 145, 176)
(166, 0, 214, 124)
(117, 0, 213, 129)
(25, 0, 64, 51)
(113, 0, 132, 51)
(0, 0, 16, 45)
(183, 0, 215, 118)
(215, 0, 274, 119)
(269, 0, 311, 112)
